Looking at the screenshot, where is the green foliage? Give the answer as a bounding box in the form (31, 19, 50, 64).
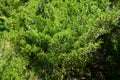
(0, 0, 120, 80)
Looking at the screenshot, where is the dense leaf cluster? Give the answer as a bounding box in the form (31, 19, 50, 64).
(0, 0, 120, 80)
